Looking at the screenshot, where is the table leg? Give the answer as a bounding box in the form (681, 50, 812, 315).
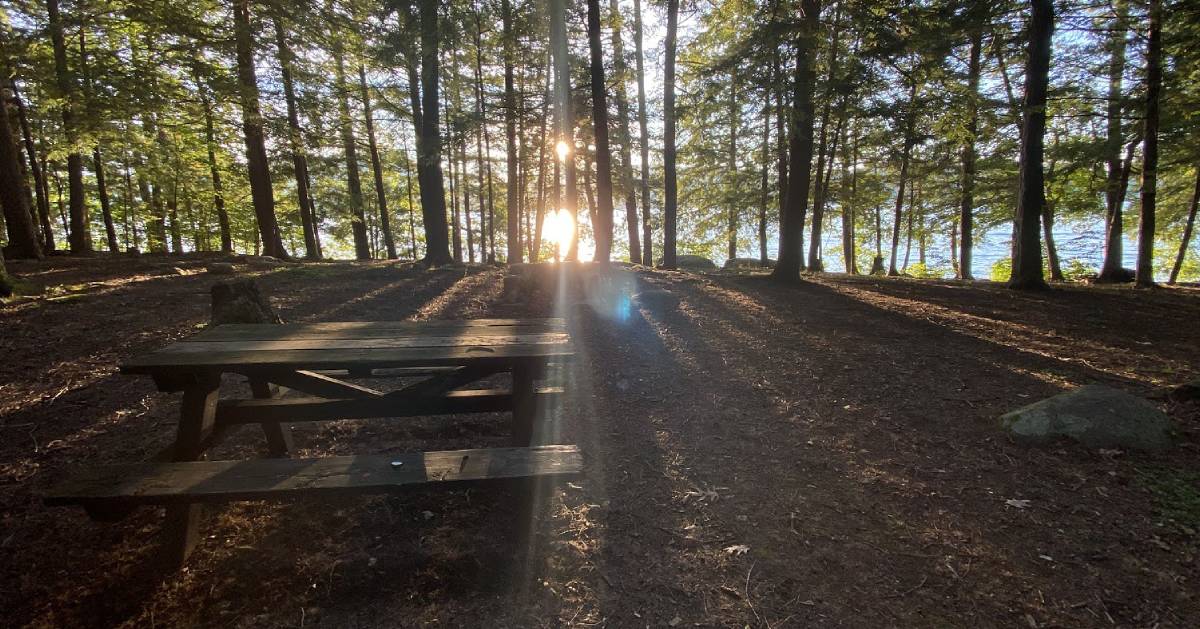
(250, 379, 293, 457)
(163, 373, 220, 569)
(511, 363, 537, 446)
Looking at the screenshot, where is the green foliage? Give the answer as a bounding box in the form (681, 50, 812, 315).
(990, 257, 1012, 283)
(1060, 259, 1097, 282)
(906, 262, 949, 279)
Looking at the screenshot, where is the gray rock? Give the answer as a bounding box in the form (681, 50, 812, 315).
(210, 279, 283, 325)
(723, 257, 774, 270)
(1000, 385, 1174, 451)
(206, 262, 236, 275)
(657, 254, 717, 271)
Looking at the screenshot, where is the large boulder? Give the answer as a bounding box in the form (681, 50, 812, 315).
(657, 255, 717, 271)
(1000, 385, 1174, 451)
(210, 279, 283, 325)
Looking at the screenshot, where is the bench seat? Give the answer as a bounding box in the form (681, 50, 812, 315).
(45, 445, 582, 512)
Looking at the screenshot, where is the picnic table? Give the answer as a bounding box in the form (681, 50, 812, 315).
(46, 318, 582, 567)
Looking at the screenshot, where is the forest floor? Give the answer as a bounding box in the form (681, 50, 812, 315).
(1, 254, 1199, 628)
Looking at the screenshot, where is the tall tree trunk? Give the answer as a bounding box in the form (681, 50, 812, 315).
(77, 31, 118, 253)
(549, 0, 579, 260)
(416, 0, 452, 265)
(807, 2, 843, 271)
(1135, 0, 1161, 288)
(587, 0, 616, 262)
(10, 80, 54, 251)
(759, 86, 771, 267)
(447, 100, 462, 262)
(501, 0, 521, 263)
(1098, 0, 1129, 282)
(196, 69, 233, 253)
(771, 0, 820, 281)
(46, 0, 89, 253)
(1009, 0, 1052, 290)
(841, 119, 857, 274)
(333, 45, 370, 260)
(1043, 148, 1063, 281)
(273, 17, 319, 259)
(632, 0, 653, 265)
(93, 149, 118, 252)
(609, 0, 641, 263)
(401, 135, 419, 259)
(728, 76, 739, 261)
(472, 10, 497, 263)
(1168, 165, 1199, 284)
(774, 57, 789, 238)
(888, 79, 918, 276)
(0, 77, 41, 259)
(531, 52, 552, 262)
(461, 137, 474, 264)
(959, 21, 982, 280)
(662, 0, 680, 268)
(359, 65, 396, 259)
(233, 0, 286, 259)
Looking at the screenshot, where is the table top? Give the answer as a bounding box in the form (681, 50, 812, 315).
(121, 318, 573, 374)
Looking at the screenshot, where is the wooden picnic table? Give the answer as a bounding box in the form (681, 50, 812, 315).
(46, 318, 581, 568)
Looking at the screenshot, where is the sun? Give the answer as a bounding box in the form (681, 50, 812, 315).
(542, 209, 575, 259)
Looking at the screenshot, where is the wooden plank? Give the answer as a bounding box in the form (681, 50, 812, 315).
(122, 343, 574, 373)
(189, 319, 566, 342)
(214, 387, 564, 424)
(162, 333, 570, 353)
(512, 363, 537, 446)
(249, 379, 292, 458)
(247, 370, 384, 399)
(45, 445, 583, 506)
(164, 374, 221, 568)
(385, 365, 501, 398)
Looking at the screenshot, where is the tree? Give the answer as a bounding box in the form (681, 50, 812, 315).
(632, 0, 653, 265)
(549, 0, 578, 259)
(233, 0, 287, 259)
(360, 65, 397, 260)
(1097, 0, 1130, 282)
(662, 0, 679, 269)
(1169, 166, 1199, 284)
(1135, 0, 1161, 288)
(273, 15, 320, 259)
(501, 0, 521, 263)
(772, 0, 820, 281)
(587, 0, 616, 262)
(1, 65, 41, 259)
(958, 7, 984, 280)
(610, 0, 641, 263)
(417, 0, 452, 265)
(46, 0, 89, 254)
(1008, 0, 1052, 290)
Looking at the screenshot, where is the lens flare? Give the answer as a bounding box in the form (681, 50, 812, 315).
(555, 141, 570, 162)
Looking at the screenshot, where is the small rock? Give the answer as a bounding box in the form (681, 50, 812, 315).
(633, 288, 679, 309)
(206, 262, 236, 275)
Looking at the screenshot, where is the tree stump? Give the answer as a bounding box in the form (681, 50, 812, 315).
(210, 279, 282, 326)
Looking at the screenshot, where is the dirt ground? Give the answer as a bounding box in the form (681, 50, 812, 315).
(2, 255, 1198, 628)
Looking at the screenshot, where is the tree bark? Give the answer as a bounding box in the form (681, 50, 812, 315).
(841, 119, 857, 273)
(1168, 165, 1199, 284)
(501, 0, 521, 263)
(1, 77, 41, 259)
(632, 0, 653, 265)
(233, 0, 286, 259)
(358, 65, 396, 259)
(759, 86, 771, 267)
(888, 79, 918, 276)
(959, 21, 982, 280)
(1009, 0, 1052, 290)
(1098, 0, 1129, 282)
(273, 17, 319, 259)
(662, 0, 680, 268)
(415, 0, 450, 265)
(196, 72, 233, 253)
(46, 0, 89, 253)
(771, 0, 820, 281)
(549, 0, 579, 260)
(609, 0, 641, 263)
(1135, 0, 1161, 288)
(728, 77, 739, 261)
(333, 44, 370, 260)
(586, 0, 616, 262)
(9, 80, 54, 251)
(807, 2, 843, 271)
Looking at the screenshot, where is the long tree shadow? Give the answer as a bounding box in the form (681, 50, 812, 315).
(629, 272, 1198, 626)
